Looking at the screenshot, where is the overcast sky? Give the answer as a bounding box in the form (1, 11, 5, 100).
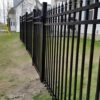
(40, 0, 51, 4)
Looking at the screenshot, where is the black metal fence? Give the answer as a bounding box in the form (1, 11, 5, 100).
(20, 1, 100, 100)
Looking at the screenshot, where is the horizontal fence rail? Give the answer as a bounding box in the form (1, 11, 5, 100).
(20, 1, 100, 100)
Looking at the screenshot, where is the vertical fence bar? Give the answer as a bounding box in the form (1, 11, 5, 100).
(86, 0, 99, 100)
(54, 5, 58, 98)
(32, 10, 34, 59)
(20, 16, 22, 41)
(79, 0, 90, 100)
(45, 15, 48, 84)
(73, 1, 83, 100)
(52, 7, 56, 97)
(22, 16, 23, 42)
(58, 3, 63, 99)
(64, 1, 71, 100)
(55, 4, 60, 99)
(50, 8, 52, 90)
(41, 2, 47, 82)
(50, 8, 54, 95)
(48, 10, 51, 90)
(26, 12, 28, 50)
(68, 0, 76, 99)
(25, 12, 28, 46)
(60, 2, 66, 100)
(95, 57, 100, 100)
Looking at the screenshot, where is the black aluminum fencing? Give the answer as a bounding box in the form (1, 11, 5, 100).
(20, 1, 100, 100)
(32, 7, 46, 80)
(26, 12, 33, 56)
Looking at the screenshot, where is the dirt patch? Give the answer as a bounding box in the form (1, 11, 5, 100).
(7, 63, 39, 81)
(6, 79, 47, 100)
(13, 50, 27, 57)
(0, 34, 47, 100)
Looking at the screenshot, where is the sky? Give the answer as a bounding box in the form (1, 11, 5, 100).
(39, 0, 51, 4)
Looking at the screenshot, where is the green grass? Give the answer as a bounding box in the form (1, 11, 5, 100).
(0, 33, 99, 100)
(34, 36, 100, 100)
(0, 33, 32, 99)
(34, 93, 52, 100)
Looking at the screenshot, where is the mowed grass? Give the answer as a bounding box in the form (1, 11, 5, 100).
(34, 93, 52, 100)
(34, 36, 100, 100)
(0, 33, 99, 100)
(0, 33, 32, 99)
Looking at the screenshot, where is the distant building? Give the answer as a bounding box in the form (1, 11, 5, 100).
(11, 0, 42, 32)
(9, 0, 51, 32)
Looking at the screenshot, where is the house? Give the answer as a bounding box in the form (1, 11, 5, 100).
(11, 0, 42, 32)
(9, 0, 51, 32)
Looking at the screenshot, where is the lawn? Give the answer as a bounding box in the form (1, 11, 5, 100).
(34, 93, 52, 100)
(0, 33, 33, 99)
(34, 36, 100, 100)
(0, 33, 99, 100)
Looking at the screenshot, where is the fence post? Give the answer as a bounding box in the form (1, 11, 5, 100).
(32, 9, 36, 64)
(40, 2, 47, 82)
(20, 16, 21, 41)
(26, 12, 28, 50)
(21, 16, 24, 42)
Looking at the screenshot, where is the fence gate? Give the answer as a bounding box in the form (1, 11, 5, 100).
(20, 1, 100, 100)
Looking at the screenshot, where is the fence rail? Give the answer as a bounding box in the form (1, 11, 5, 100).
(20, 1, 100, 100)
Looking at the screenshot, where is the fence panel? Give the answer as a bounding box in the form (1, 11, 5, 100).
(20, 1, 100, 100)
(32, 2, 47, 81)
(20, 16, 22, 41)
(44, 1, 100, 100)
(26, 13, 33, 56)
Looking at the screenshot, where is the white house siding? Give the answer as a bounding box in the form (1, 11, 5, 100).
(14, 0, 42, 32)
(22, 0, 36, 15)
(14, 0, 35, 32)
(15, 4, 22, 32)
